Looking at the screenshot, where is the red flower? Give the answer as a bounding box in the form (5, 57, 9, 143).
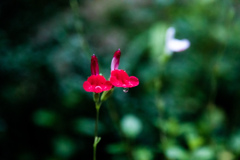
(83, 54, 112, 93)
(83, 75, 112, 93)
(110, 69, 139, 88)
(111, 49, 121, 71)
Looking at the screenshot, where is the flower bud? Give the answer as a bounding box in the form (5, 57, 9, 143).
(91, 54, 99, 75)
(111, 49, 121, 71)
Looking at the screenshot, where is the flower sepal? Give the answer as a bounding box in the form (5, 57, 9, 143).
(93, 92, 100, 103)
(101, 88, 114, 102)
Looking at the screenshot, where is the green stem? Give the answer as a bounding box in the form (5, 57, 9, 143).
(95, 104, 100, 137)
(93, 139, 96, 160)
(93, 102, 101, 160)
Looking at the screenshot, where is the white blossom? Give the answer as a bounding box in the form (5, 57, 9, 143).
(165, 27, 190, 55)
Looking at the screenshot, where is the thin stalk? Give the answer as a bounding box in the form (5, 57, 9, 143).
(93, 102, 101, 160)
(95, 106, 100, 137)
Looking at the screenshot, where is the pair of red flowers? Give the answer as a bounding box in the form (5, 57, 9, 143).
(83, 49, 139, 93)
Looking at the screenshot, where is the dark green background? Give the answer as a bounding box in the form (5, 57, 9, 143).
(1, 0, 240, 159)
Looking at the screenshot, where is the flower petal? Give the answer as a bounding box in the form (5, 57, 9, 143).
(128, 76, 139, 87)
(94, 86, 103, 93)
(166, 27, 176, 41)
(96, 75, 107, 85)
(102, 81, 113, 91)
(83, 81, 93, 92)
(87, 75, 96, 84)
(111, 70, 129, 80)
(110, 69, 139, 88)
(84, 75, 112, 93)
(110, 75, 123, 87)
(110, 70, 129, 87)
(167, 39, 190, 52)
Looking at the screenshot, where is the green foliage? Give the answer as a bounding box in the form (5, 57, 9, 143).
(1, 0, 240, 159)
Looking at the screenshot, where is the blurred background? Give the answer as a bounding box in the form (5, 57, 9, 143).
(1, 0, 240, 159)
